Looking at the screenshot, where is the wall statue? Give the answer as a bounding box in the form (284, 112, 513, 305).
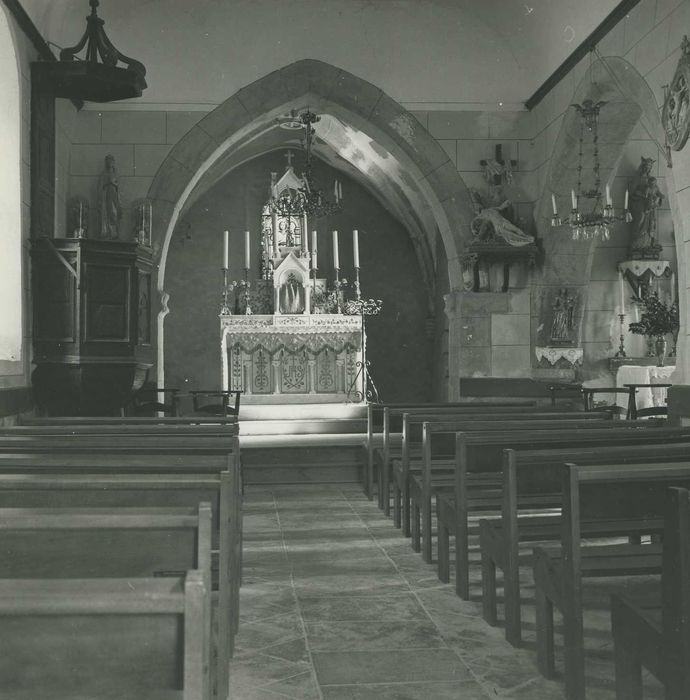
(628, 157, 663, 258)
(99, 154, 122, 240)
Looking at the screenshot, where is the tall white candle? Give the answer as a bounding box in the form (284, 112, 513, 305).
(624, 188, 629, 210)
(271, 213, 279, 256)
(619, 271, 625, 313)
(672, 272, 676, 303)
(149, 201, 153, 238)
(605, 184, 612, 206)
(223, 230, 229, 270)
(311, 231, 318, 269)
(78, 201, 82, 230)
(571, 189, 577, 210)
(302, 214, 308, 251)
(332, 230, 339, 269)
(352, 229, 360, 268)
(244, 230, 251, 270)
(551, 194, 557, 215)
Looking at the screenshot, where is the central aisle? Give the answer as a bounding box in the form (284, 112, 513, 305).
(228, 485, 567, 700)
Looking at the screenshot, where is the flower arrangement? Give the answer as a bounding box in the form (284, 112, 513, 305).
(628, 293, 679, 337)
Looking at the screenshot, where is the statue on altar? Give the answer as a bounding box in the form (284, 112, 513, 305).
(629, 156, 664, 258)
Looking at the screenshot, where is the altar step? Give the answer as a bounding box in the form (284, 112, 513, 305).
(239, 403, 367, 484)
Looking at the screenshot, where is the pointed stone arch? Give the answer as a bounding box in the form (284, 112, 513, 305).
(147, 59, 475, 388)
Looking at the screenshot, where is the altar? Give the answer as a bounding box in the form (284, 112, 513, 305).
(221, 314, 363, 401)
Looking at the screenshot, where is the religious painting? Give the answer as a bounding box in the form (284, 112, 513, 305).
(535, 286, 581, 348)
(662, 35, 690, 152)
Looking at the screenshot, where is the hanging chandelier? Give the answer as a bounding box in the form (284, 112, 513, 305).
(271, 110, 342, 219)
(551, 99, 630, 241)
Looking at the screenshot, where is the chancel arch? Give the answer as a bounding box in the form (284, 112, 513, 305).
(147, 59, 476, 397)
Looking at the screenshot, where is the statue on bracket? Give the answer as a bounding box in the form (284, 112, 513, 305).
(98, 154, 122, 240)
(628, 157, 663, 259)
(469, 190, 535, 247)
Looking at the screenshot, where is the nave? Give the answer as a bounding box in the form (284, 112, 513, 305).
(232, 483, 663, 700)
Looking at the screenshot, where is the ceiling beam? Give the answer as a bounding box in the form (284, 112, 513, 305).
(525, 0, 641, 111)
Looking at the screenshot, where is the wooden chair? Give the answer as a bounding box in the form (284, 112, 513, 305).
(582, 387, 633, 418)
(623, 382, 673, 420)
(128, 384, 180, 417)
(188, 390, 242, 418)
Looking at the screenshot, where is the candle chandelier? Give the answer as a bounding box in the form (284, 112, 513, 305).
(272, 110, 343, 219)
(551, 99, 630, 241)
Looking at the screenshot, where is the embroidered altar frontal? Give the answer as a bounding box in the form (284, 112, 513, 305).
(221, 315, 364, 401)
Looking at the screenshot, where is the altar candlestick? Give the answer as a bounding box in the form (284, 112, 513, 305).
(619, 270, 625, 313)
(332, 230, 339, 269)
(353, 229, 360, 268)
(244, 230, 250, 270)
(551, 194, 557, 215)
(571, 189, 577, 210)
(271, 213, 279, 257)
(223, 230, 229, 270)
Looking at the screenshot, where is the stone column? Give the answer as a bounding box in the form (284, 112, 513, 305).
(307, 358, 317, 394)
(271, 357, 281, 394)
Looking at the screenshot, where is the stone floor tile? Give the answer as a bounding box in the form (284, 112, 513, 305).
(293, 572, 411, 597)
(321, 679, 490, 699)
(306, 618, 447, 652)
(298, 592, 428, 622)
(311, 648, 472, 685)
(234, 612, 304, 653)
(291, 556, 399, 579)
(257, 669, 320, 699)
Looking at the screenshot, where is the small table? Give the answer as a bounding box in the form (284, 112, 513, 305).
(614, 365, 675, 417)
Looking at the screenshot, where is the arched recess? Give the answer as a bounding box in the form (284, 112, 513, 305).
(146, 59, 475, 389)
(533, 56, 687, 383)
(0, 6, 23, 367)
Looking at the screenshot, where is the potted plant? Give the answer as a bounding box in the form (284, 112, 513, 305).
(628, 292, 679, 365)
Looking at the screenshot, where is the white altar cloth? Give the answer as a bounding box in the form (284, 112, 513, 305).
(220, 314, 364, 401)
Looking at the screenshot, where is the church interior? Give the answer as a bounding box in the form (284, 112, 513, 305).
(2, 0, 690, 698)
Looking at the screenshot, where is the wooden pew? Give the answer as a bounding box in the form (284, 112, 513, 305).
(20, 415, 238, 426)
(364, 401, 537, 502)
(479, 440, 690, 646)
(383, 407, 611, 537)
(0, 573, 208, 700)
(611, 486, 690, 700)
(0, 444, 240, 698)
(435, 424, 690, 600)
(532, 460, 690, 700)
(377, 403, 583, 512)
(392, 411, 613, 544)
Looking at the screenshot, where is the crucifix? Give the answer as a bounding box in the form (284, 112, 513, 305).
(480, 143, 517, 193)
(285, 150, 295, 168)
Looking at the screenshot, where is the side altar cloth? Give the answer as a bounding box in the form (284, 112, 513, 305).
(221, 314, 363, 401)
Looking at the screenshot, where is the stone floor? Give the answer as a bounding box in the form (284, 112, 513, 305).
(229, 484, 664, 700)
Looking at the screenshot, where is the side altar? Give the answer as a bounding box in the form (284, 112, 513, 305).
(221, 314, 363, 401)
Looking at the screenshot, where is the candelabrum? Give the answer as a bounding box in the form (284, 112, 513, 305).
(334, 268, 342, 313)
(353, 266, 361, 301)
(243, 268, 252, 315)
(614, 313, 627, 358)
(220, 268, 231, 316)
